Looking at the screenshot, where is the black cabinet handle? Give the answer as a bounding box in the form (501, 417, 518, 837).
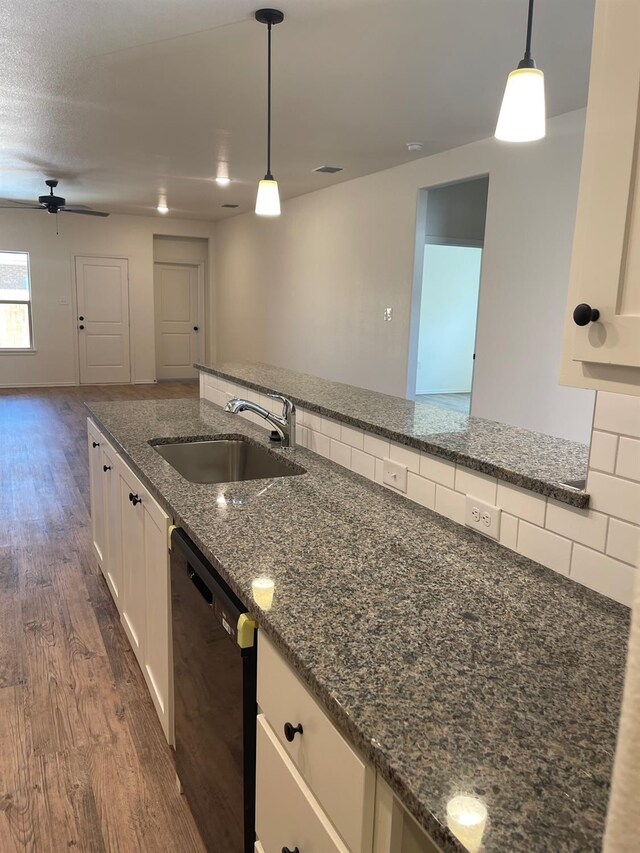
(78, 315, 84, 321)
(573, 303, 600, 326)
(103, 464, 111, 472)
(193, 326, 199, 331)
(92, 441, 100, 448)
(282, 848, 300, 853)
(284, 722, 303, 742)
(129, 492, 142, 506)
(79, 324, 85, 330)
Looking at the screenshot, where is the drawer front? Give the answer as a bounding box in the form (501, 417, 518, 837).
(258, 635, 374, 853)
(256, 715, 348, 853)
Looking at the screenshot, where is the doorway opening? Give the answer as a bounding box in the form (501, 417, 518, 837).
(153, 237, 208, 381)
(408, 176, 489, 414)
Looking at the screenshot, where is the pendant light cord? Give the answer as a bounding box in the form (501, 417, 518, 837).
(266, 21, 273, 180)
(524, 0, 534, 60)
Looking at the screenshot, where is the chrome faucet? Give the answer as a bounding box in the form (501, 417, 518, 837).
(224, 393, 297, 448)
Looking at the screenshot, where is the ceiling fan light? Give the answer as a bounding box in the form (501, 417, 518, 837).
(495, 66, 546, 142)
(255, 178, 281, 216)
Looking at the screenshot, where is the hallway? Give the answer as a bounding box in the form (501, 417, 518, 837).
(0, 382, 205, 853)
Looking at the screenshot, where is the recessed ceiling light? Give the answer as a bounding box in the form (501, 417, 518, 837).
(157, 202, 169, 214)
(406, 142, 423, 152)
(216, 176, 231, 186)
(221, 203, 239, 209)
(313, 165, 343, 174)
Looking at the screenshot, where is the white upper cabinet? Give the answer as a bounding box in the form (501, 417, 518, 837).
(561, 0, 640, 394)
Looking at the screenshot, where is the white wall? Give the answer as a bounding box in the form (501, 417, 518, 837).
(214, 109, 595, 443)
(416, 245, 481, 394)
(425, 177, 489, 245)
(0, 211, 215, 386)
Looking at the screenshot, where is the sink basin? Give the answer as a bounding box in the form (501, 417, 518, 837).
(151, 436, 305, 484)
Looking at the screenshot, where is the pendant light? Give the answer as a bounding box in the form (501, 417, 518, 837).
(495, 0, 546, 142)
(255, 8, 284, 216)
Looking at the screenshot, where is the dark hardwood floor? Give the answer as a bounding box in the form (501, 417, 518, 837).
(0, 381, 207, 853)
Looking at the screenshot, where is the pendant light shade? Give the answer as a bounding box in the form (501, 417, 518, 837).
(255, 9, 284, 216)
(495, 0, 546, 142)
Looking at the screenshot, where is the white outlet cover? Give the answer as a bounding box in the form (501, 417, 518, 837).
(465, 495, 501, 540)
(382, 457, 407, 493)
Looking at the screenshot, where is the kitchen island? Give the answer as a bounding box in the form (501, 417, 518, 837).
(86, 395, 628, 853)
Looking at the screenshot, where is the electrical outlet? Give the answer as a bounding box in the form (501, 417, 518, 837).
(383, 307, 393, 322)
(383, 457, 407, 493)
(465, 495, 501, 540)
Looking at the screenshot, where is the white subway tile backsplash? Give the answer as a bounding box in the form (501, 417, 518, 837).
(497, 482, 546, 526)
(587, 470, 640, 525)
(295, 425, 309, 449)
(500, 513, 519, 551)
(607, 519, 640, 566)
(389, 442, 420, 474)
(545, 500, 608, 552)
(594, 391, 640, 438)
(341, 425, 365, 450)
(420, 453, 456, 488)
(454, 468, 498, 504)
(571, 545, 636, 607)
(306, 412, 323, 433)
(616, 436, 640, 483)
(351, 449, 376, 480)
(517, 522, 572, 576)
(435, 485, 466, 525)
(330, 439, 352, 469)
(407, 473, 436, 510)
(321, 417, 342, 440)
(588, 430, 619, 474)
(309, 431, 331, 459)
(364, 433, 390, 460)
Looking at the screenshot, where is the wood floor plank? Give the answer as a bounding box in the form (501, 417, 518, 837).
(0, 381, 203, 852)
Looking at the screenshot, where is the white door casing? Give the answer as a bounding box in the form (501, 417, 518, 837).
(154, 263, 200, 380)
(76, 256, 131, 384)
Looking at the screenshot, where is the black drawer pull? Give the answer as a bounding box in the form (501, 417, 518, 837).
(573, 303, 600, 326)
(284, 722, 303, 742)
(282, 848, 300, 853)
(92, 441, 99, 448)
(129, 492, 142, 506)
(103, 465, 111, 472)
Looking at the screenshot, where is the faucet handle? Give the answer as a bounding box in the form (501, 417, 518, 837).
(267, 393, 296, 418)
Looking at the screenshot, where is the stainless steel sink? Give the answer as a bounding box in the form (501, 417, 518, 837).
(151, 436, 305, 484)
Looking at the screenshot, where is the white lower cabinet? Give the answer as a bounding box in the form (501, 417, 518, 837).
(256, 714, 349, 853)
(88, 419, 172, 743)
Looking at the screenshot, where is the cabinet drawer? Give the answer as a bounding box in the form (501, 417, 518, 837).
(256, 714, 348, 853)
(258, 634, 374, 853)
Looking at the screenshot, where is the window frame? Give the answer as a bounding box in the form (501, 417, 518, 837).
(0, 251, 35, 352)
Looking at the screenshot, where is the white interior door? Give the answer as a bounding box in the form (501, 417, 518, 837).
(154, 263, 200, 380)
(75, 256, 131, 384)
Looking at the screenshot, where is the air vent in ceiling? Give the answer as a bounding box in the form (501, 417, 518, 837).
(314, 165, 343, 174)
(221, 203, 239, 209)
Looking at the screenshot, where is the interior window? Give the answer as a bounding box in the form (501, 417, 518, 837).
(0, 251, 33, 349)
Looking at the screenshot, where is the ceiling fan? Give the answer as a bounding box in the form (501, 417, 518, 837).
(0, 179, 110, 217)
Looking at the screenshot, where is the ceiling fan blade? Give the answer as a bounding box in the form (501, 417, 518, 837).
(0, 199, 43, 209)
(62, 207, 110, 217)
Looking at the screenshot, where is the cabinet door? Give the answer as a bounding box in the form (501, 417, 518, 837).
(87, 419, 106, 566)
(101, 441, 122, 611)
(142, 493, 171, 742)
(119, 463, 146, 662)
(563, 0, 640, 380)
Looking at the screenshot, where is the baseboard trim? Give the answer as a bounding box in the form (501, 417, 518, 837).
(0, 381, 77, 389)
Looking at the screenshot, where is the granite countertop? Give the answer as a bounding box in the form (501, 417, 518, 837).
(86, 397, 628, 853)
(195, 361, 590, 508)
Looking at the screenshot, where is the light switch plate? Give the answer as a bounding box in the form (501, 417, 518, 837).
(465, 495, 502, 540)
(383, 457, 407, 493)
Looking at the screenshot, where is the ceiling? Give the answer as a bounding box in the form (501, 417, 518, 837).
(0, 0, 595, 221)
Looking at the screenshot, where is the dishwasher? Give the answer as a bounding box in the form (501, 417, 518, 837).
(170, 527, 257, 853)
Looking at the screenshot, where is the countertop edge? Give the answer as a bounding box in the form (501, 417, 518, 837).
(195, 364, 590, 509)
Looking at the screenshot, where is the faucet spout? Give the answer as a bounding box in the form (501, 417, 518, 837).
(224, 393, 296, 448)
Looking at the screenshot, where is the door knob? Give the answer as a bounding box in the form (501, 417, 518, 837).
(283, 722, 303, 742)
(92, 441, 100, 448)
(573, 303, 600, 326)
(103, 465, 111, 472)
(193, 326, 199, 331)
(79, 324, 85, 330)
(129, 492, 142, 506)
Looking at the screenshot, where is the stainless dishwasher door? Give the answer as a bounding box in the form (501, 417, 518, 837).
(170, 528, 256, 853)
